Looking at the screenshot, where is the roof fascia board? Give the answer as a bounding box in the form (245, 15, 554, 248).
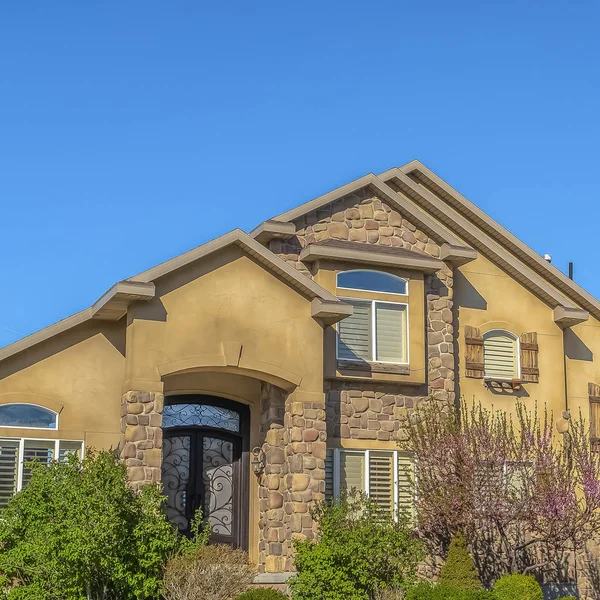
(299, 243, 445, 273)
(91, 281, 155, 321)
(399, 160, 600, 320)
(249, 220, 297, 244)
(0, 309, 93, 363)
(270, 173, 465, 248)
(381, 169, 582, 319)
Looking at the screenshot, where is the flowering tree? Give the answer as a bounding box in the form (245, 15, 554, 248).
(399, 399, 600, 583)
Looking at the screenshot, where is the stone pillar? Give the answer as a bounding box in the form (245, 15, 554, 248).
(120, 390, 164, 490)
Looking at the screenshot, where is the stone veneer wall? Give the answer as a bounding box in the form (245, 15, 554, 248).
(120, 390, 164, 489)
(258, 383, 327, 573)
(269, 188, 456, 442)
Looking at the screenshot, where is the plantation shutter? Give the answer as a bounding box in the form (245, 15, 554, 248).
(397, 452, 415, 520)
(589, 382, 600, 452)
(324, 449, 334, 501)
(0, 440, 19, 508)
(375, 303, 408, 363)
(339, 451, 365, 494)
(338, 300, 371, 361)
(368, 452, 394, 514)
(21, 441, 54, 488)
(483, 331, 518, 379)
(520, 332, 539, 383)
(464, 325, 484, 378)
(58, 441, 83, 462)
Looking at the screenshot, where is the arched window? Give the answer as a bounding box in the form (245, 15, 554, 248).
(483, 330, 520, 380)
(336, 270, 409, 365)
(336, 270, 408, 295)
(0, 404, 58, 429)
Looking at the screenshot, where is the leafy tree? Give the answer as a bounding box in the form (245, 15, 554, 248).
(399, 399, 600, 583)
(438, 535, 481, 590)
(0, 449, 180, 600)
(290, 491, 423, 600)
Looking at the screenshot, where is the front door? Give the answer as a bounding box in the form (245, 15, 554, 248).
(161, 396, 249, 549)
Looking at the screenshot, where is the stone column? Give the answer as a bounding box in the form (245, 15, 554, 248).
(120, 390, 164, 490)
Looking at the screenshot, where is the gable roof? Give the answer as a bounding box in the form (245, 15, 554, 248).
(0, 229, 350, 363)
(395, 160, 600, 321)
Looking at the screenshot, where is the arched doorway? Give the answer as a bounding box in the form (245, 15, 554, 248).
(161, 395, 250, 549)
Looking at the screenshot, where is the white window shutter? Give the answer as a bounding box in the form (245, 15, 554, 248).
(483, 332, 518, 379)
(340, 451, 365, 494)
(0, 441, 19, 508)
(21, 441, 55, 489)
(397, 452, 415, 520)
(375, 303, 408, 363)
(338, 300, 372, 361)
(368, 451, 394, 514)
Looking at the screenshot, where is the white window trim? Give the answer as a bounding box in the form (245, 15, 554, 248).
(0, 403, 59, 430)
(330, 448, 414, 522)
(336, 270, 409, 296)
(482, 329, 521, 381)
(0, 437, 84, 497)
(337, 298, 410, 366)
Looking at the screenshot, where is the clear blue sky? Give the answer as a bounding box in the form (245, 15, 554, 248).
(1, 1, 599, 348)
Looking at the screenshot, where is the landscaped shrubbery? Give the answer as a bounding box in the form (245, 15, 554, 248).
(492, 574, 543, 600)
(235, 589, 289, 600)
(289, 491, 423, 600)
(438, 535, 482, 591)
(405, 583, 495, 600)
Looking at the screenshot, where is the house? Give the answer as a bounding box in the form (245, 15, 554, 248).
(0, 160, 598, 591)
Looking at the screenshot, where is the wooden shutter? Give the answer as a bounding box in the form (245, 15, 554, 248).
(339, 451, 365, 495)
(397, 452, 415, 521)
(465, 325, 484, 378)
(324, 449, 334, 501)
(520, 332, 539, 383)
(338, 300, 371, 361)
(368, 452, 394, 514)
(589, 382, 600, 452)
(0, 440, 19, 508)
(375, 303, 408, 363)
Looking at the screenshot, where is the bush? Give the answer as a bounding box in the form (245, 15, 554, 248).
(492, 574, 543, 600)
(558, 597, 577, 600)
(405, 583, 495, 600)
(0, 449, 180, 600)
(236, 589, 289, 600)
(289, 491, 423, 600)
(162, 543, 254, 600)
(438, 535, 482, 590)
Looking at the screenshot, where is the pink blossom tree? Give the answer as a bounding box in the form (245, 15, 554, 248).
(400, 399, 600, 584)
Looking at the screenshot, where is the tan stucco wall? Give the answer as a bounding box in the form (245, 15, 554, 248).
(455, 253, 567, 416)
(0, 320, 125, 449)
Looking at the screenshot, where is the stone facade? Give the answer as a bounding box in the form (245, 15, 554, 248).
(120, 390, 164, 490)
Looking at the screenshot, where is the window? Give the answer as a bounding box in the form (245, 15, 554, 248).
(0, 438, 83, 508)
(483, 330, 519, 380)
(325, 449, 414, 519)
(0, 404, 58, 429)
(337, 270, 408, 295)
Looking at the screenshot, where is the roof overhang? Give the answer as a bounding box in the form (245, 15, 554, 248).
(299, 241, 445, 273)
(249, 220, 296, 244)
(553, 306, 589, 328)
(92, 281, 155, 321)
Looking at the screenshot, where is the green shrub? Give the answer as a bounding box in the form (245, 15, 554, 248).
(492, 574, 543, 600)
(438, 535, 482, 590)
(289, 491, 423, 600)
(557, 597, 577, 600)
(236, 589, 289, 600)
(0, 449, 180, 600)
(405, 583, 495, 600)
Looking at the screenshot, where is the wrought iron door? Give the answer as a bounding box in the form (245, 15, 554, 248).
(161, 397, 249, 549)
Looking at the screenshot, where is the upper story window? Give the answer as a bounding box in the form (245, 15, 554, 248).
(336, 270, 409, 365)
(483, 330, 520, 380)
(337, 270, 408, 295)
(0, 404, 58, 429)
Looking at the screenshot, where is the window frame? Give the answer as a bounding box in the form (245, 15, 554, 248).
(337, 297, 410, 366)
(0, 437, 84, 499)
(0, 403, 59, 430)
(482, 329, 521, 381)
(336, 270, 408, 296)
(327, 448, 415, 521)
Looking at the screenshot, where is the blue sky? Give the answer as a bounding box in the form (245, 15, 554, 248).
(1, 1, 599, 348)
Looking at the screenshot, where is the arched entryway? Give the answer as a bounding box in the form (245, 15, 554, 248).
(161, 395, 250, 549)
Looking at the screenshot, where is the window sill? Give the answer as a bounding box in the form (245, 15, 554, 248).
(327, 359, 424, 385)
(337, 359, 410, 376)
